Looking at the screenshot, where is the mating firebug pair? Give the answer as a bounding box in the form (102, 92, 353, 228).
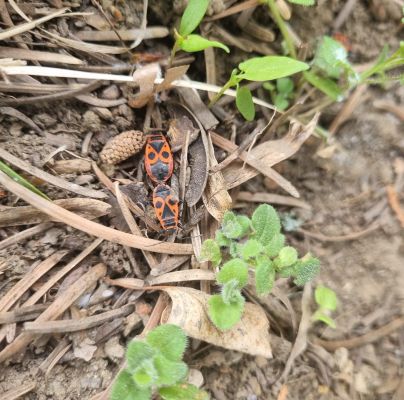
(144, 133, 179, 232)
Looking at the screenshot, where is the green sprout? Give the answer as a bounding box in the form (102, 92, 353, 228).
(110, 324, 209, 400)
(209, 56, 309, 120)
(200, 204, 320, 331)
(170, 0, 229, 64)
(312, 285, 338, 328)
(263, 77, 294, 110)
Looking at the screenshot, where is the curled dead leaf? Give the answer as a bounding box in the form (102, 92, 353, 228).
(162, 287, 272, 358)
(128, 63, 160, 108)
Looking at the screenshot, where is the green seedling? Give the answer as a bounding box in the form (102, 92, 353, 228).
(170, 0, 229, 64)
(0, 160, 50, 200)
(312, 285, 338, 328)
(200, 204, 320, 331)
(263, 77, 294, 110)
(110, 324, 209, 400)
(286, 0, 315, 5)
(209, 56, 309, 120)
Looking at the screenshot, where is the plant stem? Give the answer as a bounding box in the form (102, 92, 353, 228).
(265, 0, 296, 59)
(208, 78, 235, 107)
(168, 40, 180, 68)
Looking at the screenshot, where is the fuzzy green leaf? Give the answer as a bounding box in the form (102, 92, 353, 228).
(276, 77, 294, 94)
(110, 370, 151, 400)
(215, 231, 232, 247)
(304, 71, 344, 101)
(315, 286, 337, 311)
(277, 246, 298, 267)
(293, 254, 321, 286)
(237, 215, 251, 236)
(179, 34, 230, 53)
(200, 239, 222, 266)
(222, 279, 244, 305)
(159, 383, 210, 400)
(255, 257, 275, 295)
(229, 241, 239, 258)
(179, 0, 209, 36)
(222, 211, 244, 239)
(264, 233, 285, 258)
(236, 85, 255, 121)
(239, 239, 263, 260)
(217, 259, 248, 289)
(208, 294, 245, 330)
(313, 310, 336, 328)
(126, 341, 155, 373)
(287, 0, 315, 5)
(313, 36, 349, 79)
(133, 359, 157, 388)
(238, 56, 309, 82)
(252, 204, 281, 245)
(154, 356, 188, 386)
(146, 324, 187, 362)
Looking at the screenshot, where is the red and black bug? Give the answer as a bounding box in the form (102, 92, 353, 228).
(152, 184, 179, 232)
(144, 133, 173, 183)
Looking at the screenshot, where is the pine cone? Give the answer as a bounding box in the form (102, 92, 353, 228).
(100, 130, 145, 165)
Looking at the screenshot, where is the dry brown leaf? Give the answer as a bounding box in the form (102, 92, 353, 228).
(163, 287, 272, 358)
(0, 171, 193, 255)
(155, 65, 190, 93)
(0, 198, 111, 227)
(202, 133, 232, 221)
(149, 270, 215, 286)
(128, 63, 160, 108)
(222, 115, 318, 189)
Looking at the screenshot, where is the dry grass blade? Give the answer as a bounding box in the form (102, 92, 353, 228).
(374, 99, 404, 121)
(0, 7, 67, 41)
(104, 277, 145, 290)
(0, 171, 193, 255)
(386, 185, 404, 227)
(0, 250, 68, 312)
(0, 147, 106, 199)
(0, 82, 85, 94)
(0, 263, 107, 362)
(2, 382, 36, 400)
(205, 0, 260, 21)
(0, 222, 52, 251)
(0, 304, 49, 324)
(75, 27, 168, 41)
(24, 304, 134, 333)
(0, 198, 111, 226)
(237, 192, 311, 210)
(0, 46, 83, 65)
(0, 106, 43, 135)
(148, 270, 216, 285)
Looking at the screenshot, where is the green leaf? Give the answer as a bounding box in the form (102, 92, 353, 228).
(221, 279, 244, 305)
(110, 370, 151, 400)
(293, 254, 321, 286)
(159, 383, 210, 400)
(200, 239, 222, 267)
(264, 233, 285, 258)
(222, 211, 244, 239)
(313, 36, 349, 79)
(236, 85, 255, 121)
(255, 257, 275, 295)
(215, 231, 231, 247)
(146, 324, 187, 362)
(303, 71, 344, 101)
(252, 204, 281, 245)
(237, 215, 251, 236)
(277, 246, 298, 267)
(238, 56, 309, 82)
(178, 34, 230, 53)
(239, 239, 263, 260)
(315, 286, 337, 311)
(276, 77, 294, 95)
(287, 0, 315, 5)
(132, 359, 157, 388)
(179, 0, 209, 36)
(217, 259, 248, 289)
(154, 356, 188, 386)
(126, 341, 155, 373)
(313, 310, 336, 328)
(208, 294, 245, 330)
(0, 160, 50, 200)
(274, 94, 289, 110)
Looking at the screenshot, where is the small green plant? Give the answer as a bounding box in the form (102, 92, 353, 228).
(263, 77, 294, 110)
(209, 56, 309, 120)
(312, 285, 338, 328)
(200, 204, 320, 331)
(110, 324, 209, 400)
(170, 0, 229, 64)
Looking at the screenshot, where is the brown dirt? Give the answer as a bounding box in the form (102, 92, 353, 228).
(1, 1, 404, 399)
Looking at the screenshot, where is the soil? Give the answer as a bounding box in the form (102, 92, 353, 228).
(1, 0, 403, 399)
